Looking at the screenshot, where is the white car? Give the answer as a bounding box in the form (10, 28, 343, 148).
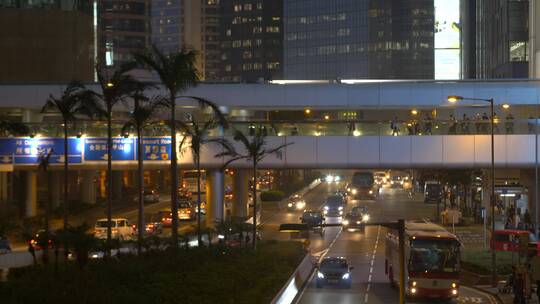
(94, 218, 134, 241)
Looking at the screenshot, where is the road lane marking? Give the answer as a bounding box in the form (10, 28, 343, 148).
(295, 227, 343, 303)
(365, 225, 381, 304)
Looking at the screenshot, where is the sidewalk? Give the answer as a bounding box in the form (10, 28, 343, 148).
(475, 284, 540, 304)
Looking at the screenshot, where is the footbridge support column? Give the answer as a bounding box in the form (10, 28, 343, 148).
(206, 169, 224, 227)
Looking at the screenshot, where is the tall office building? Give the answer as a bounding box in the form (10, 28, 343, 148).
(462, 0, 529, 79)
(219, 0, 283, 82)
(0, 0, 94, 82)
(98, 0, 151, 68)
(151, 0, 220, 80)
(284, 0, 434, 80)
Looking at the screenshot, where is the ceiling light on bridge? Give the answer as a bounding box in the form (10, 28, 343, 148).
(106, 82, 114, 88)
(304, 108, 311, 114)
(352, 130, 361, 137)
(411, 109, 418, 115)
(324, 115, 330, 120)
(502, 103, 510, 109)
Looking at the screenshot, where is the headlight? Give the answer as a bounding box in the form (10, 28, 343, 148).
(288, 203, 293, 207)
(296, 202, 305, 209)
(324, 206, 329, 210)
(335, 176, 341, 182)
(325, 175, 334, 182)
(342, 273, 350, 280)
(317, 271, 325, 279)
(390, 181, 394, 185)
(369, 190, 373, 194)
(356, 221, 361, 224)
(451, 282, 457, 288)
(347, 187, 351, 192)
(411, 281, 417, 287)
(323, 210, 328, 215)
(411, 287, 417, 294)
(362, 214, 370, 222)
(452, 289, 458, 295)
(343, 220, 349, 226)
(351, 189, 357, 195)
(338, 206, 343, 211)
(91, 253, 99, 259)
(339, 211, 343, 215)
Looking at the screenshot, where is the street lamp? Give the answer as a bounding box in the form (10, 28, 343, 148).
(447, 95, 497, 287)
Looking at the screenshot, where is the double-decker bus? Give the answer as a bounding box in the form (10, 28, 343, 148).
(385, 221, 461, 300)
(348, 171, 378, 199)
(182, 170, 206, 194)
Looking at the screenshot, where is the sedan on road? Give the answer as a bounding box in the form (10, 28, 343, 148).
(287, 194, 306, 211)
(342, 206, 370, 231)
(316, 256, 353, 288)
(323, 195, 345, 217)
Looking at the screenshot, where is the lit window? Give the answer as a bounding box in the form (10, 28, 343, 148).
(232, 40, 241, 48)
(225, 65, 232, 72)
(244, 3, 252, 11)
(226, 29, 231, 36)
(257, 2, 262, 9)
(234, 4, 242, 12)
(243, 40, 252, 47)
(266, 26, 280, 33)
(267, 62, 279, 70)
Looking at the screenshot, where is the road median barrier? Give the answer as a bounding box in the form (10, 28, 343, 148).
(271, 253, 314, 304)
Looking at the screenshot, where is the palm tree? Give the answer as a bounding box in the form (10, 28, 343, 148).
(135, 46, 204, 247)
(218, 127, 291, 249)
(42, 82, 103, 237)
(0, 120, 29, 136)
(176, 105, 227, 245)
(122, 94, 163, 254)
(36, 147, 53, 264)
(94, 63, 140, 257)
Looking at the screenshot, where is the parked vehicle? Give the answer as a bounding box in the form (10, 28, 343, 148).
(316, 257, 353, 288)
(94, 218, 134, 241)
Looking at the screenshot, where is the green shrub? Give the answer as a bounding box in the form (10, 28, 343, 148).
(0, 241, 304, 304)
(260, 190, 285, 201)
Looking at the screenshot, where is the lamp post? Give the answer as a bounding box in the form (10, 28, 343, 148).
(447, 95, 497, 287)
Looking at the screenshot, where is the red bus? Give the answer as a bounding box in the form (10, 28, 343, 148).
(385, 221, 461, 300)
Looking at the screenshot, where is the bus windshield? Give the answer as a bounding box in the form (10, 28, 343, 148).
(352, 172, 374, 187)
(409, 239, 460, 273)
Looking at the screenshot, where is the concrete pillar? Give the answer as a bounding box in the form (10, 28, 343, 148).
(0, 172, 8, 203)
(206, 169, 224, 226)
(530, 0, 540, 78)
(80, 170, 97, 205)
(521, 169, 537, 230)
(112, 171, 124, 201)
(50, 171, 62, 208)
(24, 171, 37, 218)
(232, 169, 250, 218)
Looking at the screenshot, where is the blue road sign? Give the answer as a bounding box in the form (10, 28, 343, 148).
(140, 137, 172, 161)
(0, 137, 83, 164)
(84, 137, 135, 161)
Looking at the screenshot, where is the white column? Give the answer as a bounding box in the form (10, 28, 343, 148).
(232, 169, 250, 218)
(25, 171, 37, 218)
(206, 169, 224, 226)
